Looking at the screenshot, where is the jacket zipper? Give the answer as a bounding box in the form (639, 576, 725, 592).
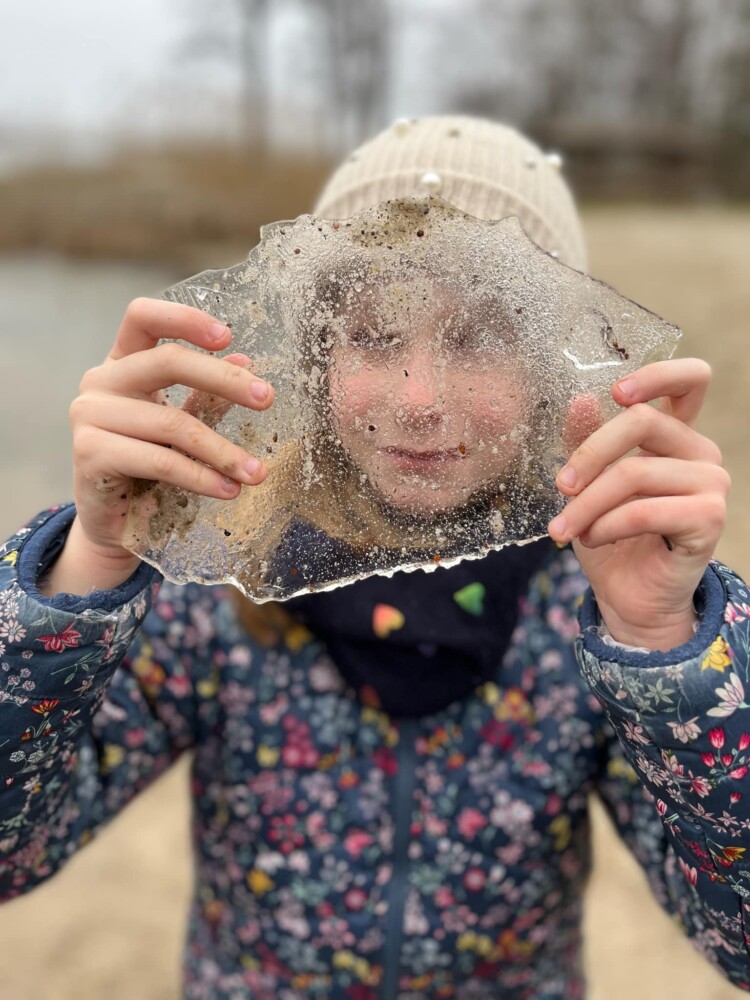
(381, 718, 419, 999)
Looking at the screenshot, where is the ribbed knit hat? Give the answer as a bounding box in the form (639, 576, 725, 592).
(314, 115, 587, 272)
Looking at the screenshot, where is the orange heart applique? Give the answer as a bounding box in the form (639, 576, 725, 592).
(372, 604, 406, 638)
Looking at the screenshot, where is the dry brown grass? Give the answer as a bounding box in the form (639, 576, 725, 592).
(0, 146, 333, 269)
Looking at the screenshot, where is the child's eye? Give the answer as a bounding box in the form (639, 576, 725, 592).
(443, 326, 473, 351)
(443, 315, 516, 355)
(348, 327, 402, 352)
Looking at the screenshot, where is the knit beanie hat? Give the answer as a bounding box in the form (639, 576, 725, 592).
(314, 115, 587, 272)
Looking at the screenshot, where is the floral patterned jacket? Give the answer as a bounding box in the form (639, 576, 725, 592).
(2, 506, 750, 999)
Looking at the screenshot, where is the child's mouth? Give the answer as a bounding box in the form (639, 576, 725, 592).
(381, 446, 464, 472)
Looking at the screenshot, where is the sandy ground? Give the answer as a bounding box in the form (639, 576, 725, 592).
(0, 205, 749, 998)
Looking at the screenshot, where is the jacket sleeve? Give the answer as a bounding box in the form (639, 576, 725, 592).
(579, 559, 750, 990)
(0, 506, 212, 901)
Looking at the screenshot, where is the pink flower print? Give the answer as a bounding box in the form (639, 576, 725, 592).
(95, 625, 116, 647)
(679, 857, 698, 886)
(480, 718, 515, 751)
(257, 779, 295, 815)
(237, 918, 261, 945)
(730, 766, 749, 779)
(282, 743, 317, 768)
(346, 986, 379, 1000)
(661, 751, 684, 777)
(166, 674, 192, 698)
(228, 644, 252, 668)
(442, 904, 478, 933)
(344, 888, 368, 911)
(725, 602, 750, 625)
(268, 813, 304, 854)
(546, 605, 580, 640)
(731, 792, 743, 804)
(316, 916, 355, 950)
(344, 830, 373, 859)
(305, 811, 327, 841)
(156, 601, 175, 621)
(434, 886, 455, 909)
(709, 727, 726, 749)
(701, 752, 716, 767)
(286, 849, 311, 875)
(740, 733, 750, 751)
(309, 661, 343, 693)
(36, 625, 81, 653)
(521, 759, 552, 779)
(463, 867, 487, 892)
(457, 807, 487, 840)
(690, 776, 712, 797)
(424, 813, 448, 838)
(372, 747, 398, 776)
(623, 722, 652, 746)
(667, 718, 701, 743)
(708, 673, 747, 719)
(260, 695, 289, 725)
(544, 793, 563, 816)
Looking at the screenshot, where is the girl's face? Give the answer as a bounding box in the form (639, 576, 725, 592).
(327, 280, 530, 515)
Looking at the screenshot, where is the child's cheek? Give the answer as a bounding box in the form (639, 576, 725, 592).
(466, 381, 528, 439)
(329, 369, 387, 435)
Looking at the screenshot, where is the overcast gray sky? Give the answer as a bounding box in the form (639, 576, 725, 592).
(0, 0, 468, 139)
(1, 1, 189, 130)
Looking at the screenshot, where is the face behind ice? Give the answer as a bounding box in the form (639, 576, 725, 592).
(324, 273, 532, 517)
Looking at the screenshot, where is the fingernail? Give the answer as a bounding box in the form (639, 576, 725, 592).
(549, 515, 567, 539)
(221, 476, 240, 494)
(244, 457, 262, 478)
(209, 323, 231, 342)
(617, 377, 637, 399)
(251, 381, 270, 402)
(557, 466, 577, 489)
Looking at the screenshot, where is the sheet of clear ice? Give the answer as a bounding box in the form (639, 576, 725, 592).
(123, 196, 681, 601)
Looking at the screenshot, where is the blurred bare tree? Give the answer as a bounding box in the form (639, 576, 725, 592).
(173, 0, 749, 194)
(318, 0, 391, 151)
(179, 0, 390, 152)
(179, 0, 271, 146)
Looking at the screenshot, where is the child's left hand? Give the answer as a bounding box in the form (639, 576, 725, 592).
(549, 359, 730, 651)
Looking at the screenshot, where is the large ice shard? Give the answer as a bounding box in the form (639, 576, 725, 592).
(123, 197, 681, 600)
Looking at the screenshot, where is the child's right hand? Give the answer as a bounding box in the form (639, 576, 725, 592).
(42, 298, 273, 596)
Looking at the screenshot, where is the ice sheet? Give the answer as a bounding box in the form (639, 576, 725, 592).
(123, 196, 681, 600)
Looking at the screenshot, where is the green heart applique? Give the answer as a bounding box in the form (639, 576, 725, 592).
(453, 582, 486, 616)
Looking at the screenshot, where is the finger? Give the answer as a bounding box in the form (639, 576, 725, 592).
(549, 457, 731, 544)
(75, 393, 267, 485)
(86, 343, 273, 409)
(76, 428, 249, 501)
(612, 358, 711, 428)
(573, 494, 726, 552)
(183, 353, 252, 429)
(109, 298, 233, 360)
(562, 393, 603, 454)
(556, 404, 722, 495)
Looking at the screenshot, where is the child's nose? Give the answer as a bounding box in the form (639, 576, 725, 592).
(394, 370, 442, 429)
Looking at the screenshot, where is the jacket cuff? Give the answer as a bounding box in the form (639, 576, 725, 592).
(12, 504, 159, 614)
(576, 562, 738, 721)
(578, 563, 725, 670)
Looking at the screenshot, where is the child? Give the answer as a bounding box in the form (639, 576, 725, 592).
(0, 116, 745, 999)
